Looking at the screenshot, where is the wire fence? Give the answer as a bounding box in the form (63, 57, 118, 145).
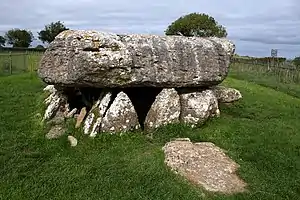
(0, 51, 43, 76)
(229, 61, 300, 84)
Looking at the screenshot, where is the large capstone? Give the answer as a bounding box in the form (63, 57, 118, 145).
(38, 30, 235, 88)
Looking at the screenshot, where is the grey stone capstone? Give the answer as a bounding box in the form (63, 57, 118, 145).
(38, 30, 235, 88)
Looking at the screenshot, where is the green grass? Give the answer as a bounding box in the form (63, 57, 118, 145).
(1, 73, 300, 200)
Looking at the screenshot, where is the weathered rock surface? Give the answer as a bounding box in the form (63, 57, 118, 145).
(90, 91, 113, 137)
(43, 88, 67, 120)
(38, 30, 235, 88)
(179, 89, 219, 126)
(163, 138, 247, 194)
(144, 88, 180, 130)
(75, 107, 87, 128)
(100, 91, 140, 133)
(68, 135, 78, 147)
(82, 91, 113, 137)
(46, 125, 66, 139)
(211, 86, 242, 103)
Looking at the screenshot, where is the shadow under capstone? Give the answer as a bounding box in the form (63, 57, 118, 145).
(123, 87, 163, 130)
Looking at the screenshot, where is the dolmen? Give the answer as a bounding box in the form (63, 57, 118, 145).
(38, 30, 242, 138)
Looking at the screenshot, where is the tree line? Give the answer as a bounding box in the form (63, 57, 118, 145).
(0, 21, 68, 48)
(0, 13, 228, 49)
(0, 13, 298, 66)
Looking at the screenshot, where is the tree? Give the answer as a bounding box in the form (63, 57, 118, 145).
(165, 13, 227, 38)
(293, 56, 300, 68)
(0, 36, 5, 47)
(4, 29, 33, 47)
(38, 21, 69, 44)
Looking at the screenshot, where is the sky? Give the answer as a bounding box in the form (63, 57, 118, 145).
(0, 0, 299, 58)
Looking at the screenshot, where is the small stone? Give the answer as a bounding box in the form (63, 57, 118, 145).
(75, 107, 87, 128)
(46, 125, 66, 139)
(68, 135, 78, 147)
(211, 86, 242, 103)
(66, 108, 77, 118)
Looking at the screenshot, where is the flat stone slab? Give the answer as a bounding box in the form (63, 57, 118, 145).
(163, 138, 247, 194)
(38, 30, 235, 88)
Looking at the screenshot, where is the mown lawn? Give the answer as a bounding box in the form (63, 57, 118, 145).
(1, 73, 300, 200)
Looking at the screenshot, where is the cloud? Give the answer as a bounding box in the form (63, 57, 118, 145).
(0, 0, 299, 58)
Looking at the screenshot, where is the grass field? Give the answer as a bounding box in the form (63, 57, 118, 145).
(1, 72, 300, 200)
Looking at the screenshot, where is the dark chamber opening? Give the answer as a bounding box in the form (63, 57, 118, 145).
(123, 87, 162, 129)
(61, 86, 162, 130)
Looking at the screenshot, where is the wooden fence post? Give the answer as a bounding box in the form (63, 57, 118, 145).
(9, 51, 12, 75)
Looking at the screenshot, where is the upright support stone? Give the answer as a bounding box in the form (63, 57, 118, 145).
(100, 91, 140, 133)
(89, 91, 113, 137)
(144, 88, 180, 130)
(179, 89, 219, 126)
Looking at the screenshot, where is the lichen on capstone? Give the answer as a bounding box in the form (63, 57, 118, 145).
(38, 30, 235, 88)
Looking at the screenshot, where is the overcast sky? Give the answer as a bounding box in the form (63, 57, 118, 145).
(1, 0, 299, 58)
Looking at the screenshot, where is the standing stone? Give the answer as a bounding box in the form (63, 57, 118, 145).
(179, 89, 219, 126)
(90, 91, 113, 137)
(100, 91, 140, 133)
(38, 30, 235, 88)
(43, 91, 67, 120)
(82, 91, 114, 137)
(144, 88, 180, 130)
(75, 107, 87, 128)
(211, 86, 242, 103)
(83, 112, 95, 135)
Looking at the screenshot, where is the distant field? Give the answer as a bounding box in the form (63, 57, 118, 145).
(0, 51, 43, 76)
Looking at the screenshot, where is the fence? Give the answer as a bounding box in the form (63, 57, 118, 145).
(229, 58, 300, 84)
(0, 51, 43, 76)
